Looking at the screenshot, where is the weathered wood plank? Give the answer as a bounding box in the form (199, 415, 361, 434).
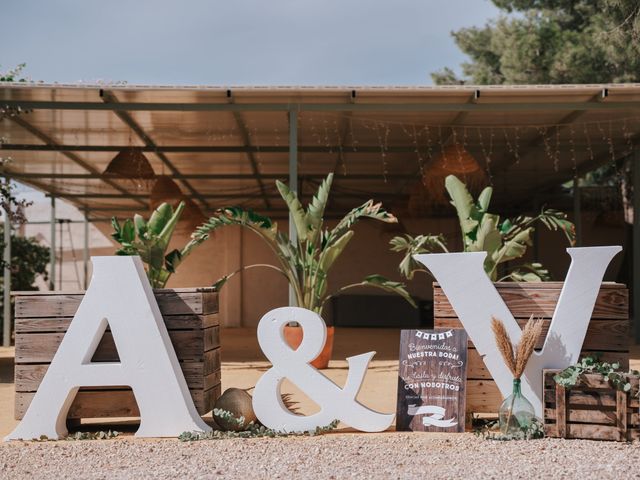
(544, 423, 640, 441)
(15, 363, 221, 392)
(544, 408, 639, 425)
(433, 284, 628, 319)
(14, 289, 219, 318)
(204, 348, 221, 374)
(555, 384, 567, 438)
(15, 328, 219, 363)
(465, 380, 502, 413)
(616, 389, 628, 441)
(544, 388, 640, 409)
(204, 326, 220, 352)
(15, 383, 221, 419)
(543, 369, 640, 441)
(14, 313, 220, 333)
(438, 319, 630, 351)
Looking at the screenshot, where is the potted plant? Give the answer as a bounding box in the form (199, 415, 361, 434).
(390, 174, 580, 417)
(390, 174, 576, 281)
(188, 173, 415, 369)
(111, 201, 205, 288)
(13, 201, 221, 424)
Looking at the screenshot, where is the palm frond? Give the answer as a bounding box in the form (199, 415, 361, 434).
(389, 234, 448, 279)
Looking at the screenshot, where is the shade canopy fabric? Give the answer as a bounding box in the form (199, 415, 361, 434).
(1, 83, 639, 219)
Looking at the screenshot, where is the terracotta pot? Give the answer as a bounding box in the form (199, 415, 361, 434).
(283, 325, 335, 369)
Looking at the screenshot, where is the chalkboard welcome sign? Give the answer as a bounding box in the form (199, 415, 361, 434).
(396, 328, 468, 432)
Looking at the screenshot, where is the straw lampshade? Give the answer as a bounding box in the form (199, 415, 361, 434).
(149, 176, 206, 229)
(180, 198, 207, 229)
(150, 175, 183, 210)
(409, 144, 486, 212)
(103, 147, 155, 180)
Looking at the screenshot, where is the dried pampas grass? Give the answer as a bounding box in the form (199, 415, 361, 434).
(491, 315, 544, 379)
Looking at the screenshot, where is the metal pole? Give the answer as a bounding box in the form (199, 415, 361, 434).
(573, 176, 582, 247)
(288, 109, 298, 307)
(49, 197, 56, 291)
(83, 210, 89, 289)
(634, 149, 640, 343)
(3, 207, 11, 347)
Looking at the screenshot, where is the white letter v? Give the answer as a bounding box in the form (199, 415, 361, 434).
(415, 246, 621, 417)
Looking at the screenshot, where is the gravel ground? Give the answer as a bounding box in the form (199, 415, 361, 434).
(1, 433, 640, 479)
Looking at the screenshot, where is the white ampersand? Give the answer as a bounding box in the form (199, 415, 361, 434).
(252, 307, 394, 433)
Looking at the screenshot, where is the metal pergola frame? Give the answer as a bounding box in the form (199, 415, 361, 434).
(2, 84, 640, 346)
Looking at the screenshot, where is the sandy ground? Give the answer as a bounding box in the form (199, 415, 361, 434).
(2, 433, 640, 479)
(1, 331, 640, 479)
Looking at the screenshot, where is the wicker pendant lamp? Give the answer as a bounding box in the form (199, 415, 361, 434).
(103, 147, 155, 188)
(412, 144, 486, 208)
(180, 198, 207, 229)
(150, 175, 183, 210)
(150, 176, 206, 228)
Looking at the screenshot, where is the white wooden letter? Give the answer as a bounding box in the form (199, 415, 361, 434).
(414, 246, 621, 417)
(5, 256, 211, 440)
(253, 307, 394, 432)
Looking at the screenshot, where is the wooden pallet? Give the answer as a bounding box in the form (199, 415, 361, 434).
(434, 282, 629, 415)
(13, 288, 221, 420)
(543, 369, 640, 441)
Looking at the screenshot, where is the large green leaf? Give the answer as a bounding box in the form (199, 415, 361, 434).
(477, 186, 493, 212)
(389, 234, 448, 279)
(147, 203, 174, 236)
(121, 219, 135, 243)
(305, 173, 333, 242)
(445, 175, 478, 235)
(507, 262, 551, 282)
(470, 213, 501, 255)
(537, 209, 576, 246)
(157, 201, 185, 250)
(276, 180, 307, 241)
(491, 227, 533, 265)
(318, 230, 353, 274)
(328, 200, 397, 246)
(134, 214, 147, 238)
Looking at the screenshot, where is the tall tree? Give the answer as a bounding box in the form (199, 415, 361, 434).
(432, 1, 640, 84)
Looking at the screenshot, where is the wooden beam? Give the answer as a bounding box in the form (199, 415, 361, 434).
(100, 91, 210, 211)
(7, 116, 147, 208)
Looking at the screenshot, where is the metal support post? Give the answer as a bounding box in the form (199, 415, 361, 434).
(573, 176, 582, 247)
(633, 150, 640, 342)
(3, 207, 11, 347)
(83, 210, 90, 289)
(49, 197, 56, 290)
(288, 109, 298, 307)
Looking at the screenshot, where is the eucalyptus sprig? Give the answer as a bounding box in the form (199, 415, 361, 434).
(179, 418, 339, 441)
(475, 418, 544, 441)
(553, 356, 640, 393)
(65, 430, 120, 441)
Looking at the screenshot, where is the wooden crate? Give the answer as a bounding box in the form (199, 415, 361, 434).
(13, 287, 221, 420)
(543, 369, 640, 441)
(434, 282, 629, 415)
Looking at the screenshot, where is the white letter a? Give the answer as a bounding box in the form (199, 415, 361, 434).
(5, 256, 211, 440)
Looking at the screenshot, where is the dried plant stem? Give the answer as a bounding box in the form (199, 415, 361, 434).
(491, 315, 545, 430)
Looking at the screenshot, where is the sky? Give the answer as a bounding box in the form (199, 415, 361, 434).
(1, 0, 500, 85)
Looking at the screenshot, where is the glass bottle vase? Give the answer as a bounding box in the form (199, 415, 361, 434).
(499, 379, 535, 435)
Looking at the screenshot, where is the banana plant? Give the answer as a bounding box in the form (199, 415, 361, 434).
(391, 175, 576, 282)
(187, 173, 415, 316)
(111, 201, 204, 288)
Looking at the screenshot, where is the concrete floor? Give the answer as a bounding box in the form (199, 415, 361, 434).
(1, 330, 638, 439)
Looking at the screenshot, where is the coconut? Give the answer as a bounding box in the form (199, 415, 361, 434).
(213, 388, 257, 431)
